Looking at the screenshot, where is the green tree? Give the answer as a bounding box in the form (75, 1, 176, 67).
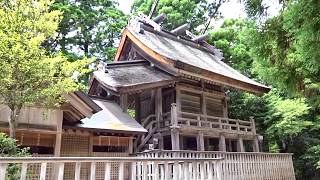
(240, 0, 320, 178)
(208, 19, 255, 76)
(208, 17, 319, 178)
(131, 0, 226, 32)
(0, 133, 30, 180)
(0, 0, 91, 138)
(46, 0, 127, 60)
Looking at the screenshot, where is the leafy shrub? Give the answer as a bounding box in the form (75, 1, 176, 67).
(0, 133, 30, 180)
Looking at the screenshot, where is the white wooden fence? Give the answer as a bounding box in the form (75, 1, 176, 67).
(0, 151, 296, 180)
(0, 156, 223, 180)
(137, 150, 296, 180)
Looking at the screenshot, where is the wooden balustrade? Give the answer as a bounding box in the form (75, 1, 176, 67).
(0, 156, 223, 180)
(158, 108, 255, 134)
(137, 150, 296, 180)
(177, 111, 254, 133)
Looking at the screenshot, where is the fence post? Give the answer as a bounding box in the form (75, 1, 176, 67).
(105, 162, 111, 180)
(90, 162, 96, 180)
(75, 162, 81, 180)
(216, 160, 223, 180)
(20, 163, 28, 180)
(40, 163, 47, 180)
(57, 162, 65, 180)
(0, 163, 7, 180)
(119, 161, 125, 180)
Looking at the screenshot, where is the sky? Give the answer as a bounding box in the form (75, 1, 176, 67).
(117, 0, 281, 21)
(118, 0, 246, 19)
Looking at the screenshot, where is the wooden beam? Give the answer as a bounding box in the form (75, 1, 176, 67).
(114, 33, 128, 61)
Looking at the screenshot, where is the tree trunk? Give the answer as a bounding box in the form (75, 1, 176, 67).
(8, 107, 21, 139)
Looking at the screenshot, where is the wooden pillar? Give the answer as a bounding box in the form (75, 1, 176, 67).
(176, 85, 181, 112)
(135, 95, 141, 123)
(120, 94, 128, 112)
(253, 137, 260, 152)
(227, 139, 232, 152)
(53, 110, 63, 180)
(250, 116, 257, 134)
(89, 134, 93, 156)
(155, 88, 162, 128)
(219, 134, 226, 152)
(237, 137, 245, 152)
(197, 132, 205, 151)
(222, 98, 228, 118)
(128, 137, 133, 154)
(200, 81, 207, 120)
(158, 133, 164, 150)
(54, 110, 63, 157)
(171, 129, 180, 150)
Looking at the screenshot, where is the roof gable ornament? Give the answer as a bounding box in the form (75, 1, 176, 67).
(129, 13, 162, 33)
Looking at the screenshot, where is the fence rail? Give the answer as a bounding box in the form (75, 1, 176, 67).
(0, 151, 296, 180)
(0, 156, 223, 180)
(137, 150, 296, 180)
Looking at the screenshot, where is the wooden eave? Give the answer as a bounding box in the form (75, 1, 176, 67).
(175, 63, 270, 94)
(63, 125, 146, 135)
(115, 28, 270, 94)
(63, 93, 97, 118)
(91, 75, 174, 94)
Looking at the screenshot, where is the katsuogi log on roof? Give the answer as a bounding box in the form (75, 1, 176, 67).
(115, 15, 270, 94)
(89, 60, 175, 94)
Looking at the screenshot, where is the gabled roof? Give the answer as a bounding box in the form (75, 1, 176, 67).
(63, 92, 102, 121)
(115, 16, 270, 94)
(89, 60, 174, 94)
(78, 98, 147, 134)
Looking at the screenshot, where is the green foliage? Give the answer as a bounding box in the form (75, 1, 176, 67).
(47, 0, 127, 60)
(208, 19, 255, 76)
(0, 0, 92, 137)
(241, 0, 320, 178)
(0, 133, 29, 157)
(246, 0, 320, 105)
(305, 145, 320, 169)
(131, 0, 224, 32)
(209, 16, 319, 178)
(264, 90, 312, 148)
(0, 133, 30, 180)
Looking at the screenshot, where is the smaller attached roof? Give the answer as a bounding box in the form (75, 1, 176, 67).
(90, 61, 174, 93)
(78, 98, 147, 134)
